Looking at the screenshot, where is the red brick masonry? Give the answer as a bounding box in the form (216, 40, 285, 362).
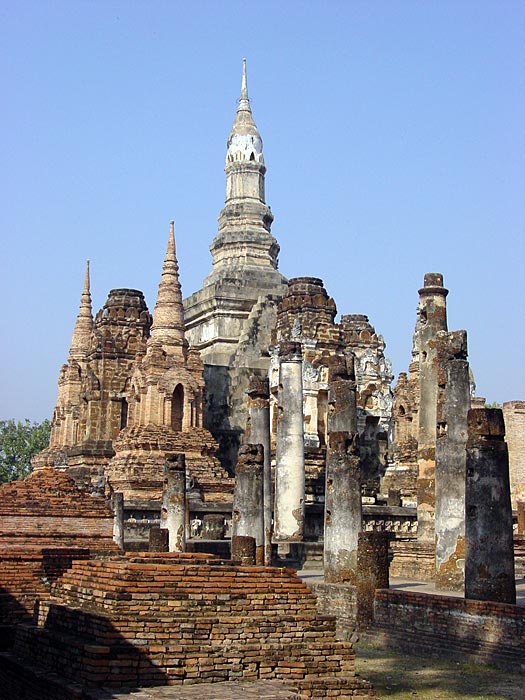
(373, 589, 525, 672)
(1, 553, 375, 698)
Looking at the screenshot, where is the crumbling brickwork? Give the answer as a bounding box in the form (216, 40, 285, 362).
(1, 552, 375, 698)
(0, 469, 117, 629)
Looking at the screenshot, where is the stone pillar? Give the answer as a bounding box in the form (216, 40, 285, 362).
(324, 432, 362, 582)
(112, 492, 124, 549)
(274, 342, 305, 542)
(160, 454, 186, 552)
(355, 531, 390, 629)
(417, 273, 448, 543)
(246, 377, 272, 565)
(149, 526, 169, 552)
(231, 535, 256, 565)
(517, 502, 525, 535)
(465, 408, 516, 604)
(435, 330, 470, 590)
(232, 444, 265, 565)
(324, 355, 362, 583)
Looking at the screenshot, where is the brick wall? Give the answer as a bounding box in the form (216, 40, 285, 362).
(0, 469, 117, 551)
(372, 589, 525, 672)
(310, 582, 358, 640)
(503, 401, 525, 508)
(0, 469, 118, 631)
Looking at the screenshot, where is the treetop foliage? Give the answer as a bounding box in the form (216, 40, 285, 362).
(0, 419, 51, 483)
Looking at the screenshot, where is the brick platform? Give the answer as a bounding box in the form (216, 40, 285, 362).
(0, 552, 375, 698)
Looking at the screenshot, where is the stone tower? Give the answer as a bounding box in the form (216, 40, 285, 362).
(183, 60, 287, 469)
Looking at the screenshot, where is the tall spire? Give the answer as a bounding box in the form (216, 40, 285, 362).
(150, 221, 186, 347)
(227, 59, 263, 165)
(69, 260, 93, 361)
(238, 57, 250, 111)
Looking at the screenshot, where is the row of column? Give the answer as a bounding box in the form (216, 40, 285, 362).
(417, 273, 515, 601)
(110, 321, 516, 605)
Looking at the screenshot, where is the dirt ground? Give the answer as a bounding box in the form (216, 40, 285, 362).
(354, 642, 525, 700)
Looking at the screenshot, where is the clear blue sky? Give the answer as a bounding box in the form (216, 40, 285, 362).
(1, 1, 524, 422)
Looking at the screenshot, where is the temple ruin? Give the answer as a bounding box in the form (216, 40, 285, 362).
(1, 61, 524, 696)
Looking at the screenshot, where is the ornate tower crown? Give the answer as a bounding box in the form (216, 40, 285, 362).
(226, 58, 264, 165)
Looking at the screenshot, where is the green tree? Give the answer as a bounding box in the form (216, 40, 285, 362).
(0, 419, 51, 483)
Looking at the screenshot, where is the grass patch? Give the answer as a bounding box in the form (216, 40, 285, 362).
(354, 641, 524, 700)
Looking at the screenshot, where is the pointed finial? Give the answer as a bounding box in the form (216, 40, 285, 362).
(69, 260, 94, 361)
(84, 260, 90, 293)
(150, 220, 185, 347)
(241, 58, 248, 98)
(238, 58, 251, 112)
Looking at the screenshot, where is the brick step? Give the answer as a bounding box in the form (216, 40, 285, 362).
(14, 621, 356, 690)
(36, 601, 338, 642)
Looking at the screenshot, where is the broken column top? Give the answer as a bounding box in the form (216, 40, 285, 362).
(247, 375, 270, 398)
(467, 408, 505, 443)
(419, 272, 449, 297)
(434, 329, 468, 360)
(328, 354, 355, 383)
(278, 341, 303, 361)
(236, 443, 264, 470)
(165, 454, 186, 472)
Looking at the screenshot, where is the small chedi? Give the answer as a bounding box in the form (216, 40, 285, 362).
(34, 224, 234, 524)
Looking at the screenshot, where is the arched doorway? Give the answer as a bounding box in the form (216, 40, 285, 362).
(171, 384, 184, 432)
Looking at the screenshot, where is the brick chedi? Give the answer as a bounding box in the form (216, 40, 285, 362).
(107, 223, 234, 506)
(384, 311, 421, 501)
(36, 222, 233, 512)
(270, 277, 344, 513)
(33, 265, 152, 487)
(270, 278, 393, 514)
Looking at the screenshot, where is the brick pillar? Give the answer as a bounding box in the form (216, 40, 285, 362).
(232, 444, 265, 565)
(435, 330, 470, 591)
(274, 342, 305, 542)
(465, 408, 516, 604)
(246, 376, 272, 565)
(112, 492, 124, 550)
(160, 454, 186, 552)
